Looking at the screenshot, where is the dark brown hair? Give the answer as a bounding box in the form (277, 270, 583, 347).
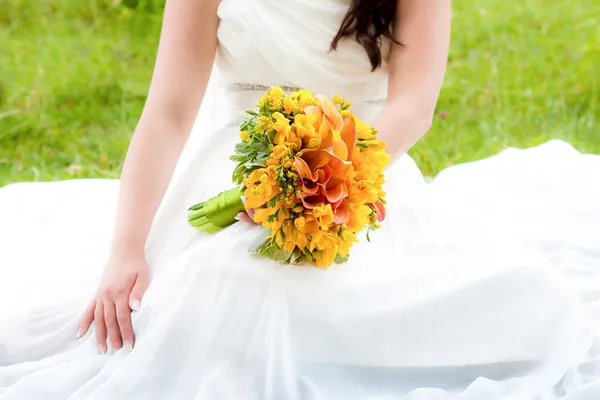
(331, 0, 399, 71)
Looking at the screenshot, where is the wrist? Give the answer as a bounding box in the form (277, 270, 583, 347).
(110, 235, 147, 259)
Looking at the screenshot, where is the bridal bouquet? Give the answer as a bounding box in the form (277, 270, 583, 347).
(188, 87, 389, 268)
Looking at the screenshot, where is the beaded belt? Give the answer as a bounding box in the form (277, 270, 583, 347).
(226, 83, 387, 106)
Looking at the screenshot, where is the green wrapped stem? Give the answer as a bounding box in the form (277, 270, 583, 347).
(188, 187, 245, 233)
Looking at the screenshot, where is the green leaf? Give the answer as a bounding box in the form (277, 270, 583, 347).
(303, 248, 313, 262)
(334, 254, 349, 264)
(248, 229, 272, 255)
(289, 248, 304, 264)
(268, 248, 294, 263)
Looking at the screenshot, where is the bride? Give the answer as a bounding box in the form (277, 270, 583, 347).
(1, 0, 600, 398)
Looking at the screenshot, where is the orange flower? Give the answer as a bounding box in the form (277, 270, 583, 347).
(291, 96, 358, 224)
(372, 199, 386, 222)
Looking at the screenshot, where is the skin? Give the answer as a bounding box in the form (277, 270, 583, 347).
(78, 0, 452, 353)
(377, 0, 452, 163)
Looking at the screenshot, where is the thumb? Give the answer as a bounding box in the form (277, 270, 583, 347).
(129, 273, 150, 312)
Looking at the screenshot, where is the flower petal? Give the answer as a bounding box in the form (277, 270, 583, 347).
(295, 157, 315, 180)
(317, 165, 332, 185)
(333, 198, 351, 224)
(326, 153, 354, 182)
(304, 105, 323, 130)
(295, 157, 320, 194)
(373, 199, 386, 222)
(329, 139, 348, 161)
(302, 150, 331, 170)
(316, 95, 343, 131)
(323, 179, 348, 204)
(318, 119, 334, 150)
(340, 115, 357, 161)
(299, 193, 326, 209)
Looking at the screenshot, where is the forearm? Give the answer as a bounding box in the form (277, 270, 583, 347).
(110, 117, 189, 256)
(377, 0, 451, 164)
(373, 97, 433, 165)
(104, 0, 220, 256)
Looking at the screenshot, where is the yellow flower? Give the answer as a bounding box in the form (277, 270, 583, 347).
(270, 112, 295, 145)
(243, 167, 279, 209)
(355, 117, 377, 140)
(258, 116, 271, 125)
(290, 89, 317, 109)
(332, 94, 344, 105)
(294, 214, 320, 235)
(345, 203, 372, 231)
(283, 98, 297, 115)
(276, 221, 309, 252)
(268, 86, 285, 99)
(253, 205, 288, 234)
(239, 130, 250, 142)
(311, 204, 335, 229)
(337, 229, 358, 257)
(272, 112, 290, 129)
(267, 143, 298, 168)
(262, 86, 285, 111)
(257, 87, 285, 111)
(348, 180, 380, 205)
(314, 249, 337, 268)
(270, 144, 289, 161)
(309, 231, 338, 267)
(352, 142, 390, 185)
(294, 215, 305, 228)
(293, 113, 319, 142)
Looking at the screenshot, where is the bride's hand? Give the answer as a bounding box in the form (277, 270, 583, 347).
(236, 196, 257, 224)
(77, 252, 150, 354)
(236, 210, 256, 224)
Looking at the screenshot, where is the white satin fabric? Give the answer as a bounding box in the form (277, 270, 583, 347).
(1, 1, 600, 399)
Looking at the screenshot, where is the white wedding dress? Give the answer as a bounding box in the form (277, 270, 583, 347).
(1, 1, 600, 399)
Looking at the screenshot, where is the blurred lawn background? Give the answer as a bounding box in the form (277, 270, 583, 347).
(0, 0, 599, 186)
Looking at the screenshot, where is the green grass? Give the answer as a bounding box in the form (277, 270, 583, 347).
(1, 0, 599, 184)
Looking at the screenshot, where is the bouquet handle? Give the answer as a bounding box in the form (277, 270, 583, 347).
(188, 187, 245, 233)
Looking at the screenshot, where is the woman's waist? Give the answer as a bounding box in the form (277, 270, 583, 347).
(224, 83, 387, 125)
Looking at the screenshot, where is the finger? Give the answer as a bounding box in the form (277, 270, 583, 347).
(236, 212, 255, 224)
(115, 297, 134, 350)
(78, 299, 96, 339)
(129, 273, 150, 312)
(104, 300, 122, 351)
(94, 301, 107, 354)
(240, 196, 256, 222)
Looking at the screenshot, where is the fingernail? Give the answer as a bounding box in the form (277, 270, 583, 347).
(131, 299, 141, 312)
(76, 328, 82, 339)
(98, 345, 106, 355)
(123, 341, 134, 351)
